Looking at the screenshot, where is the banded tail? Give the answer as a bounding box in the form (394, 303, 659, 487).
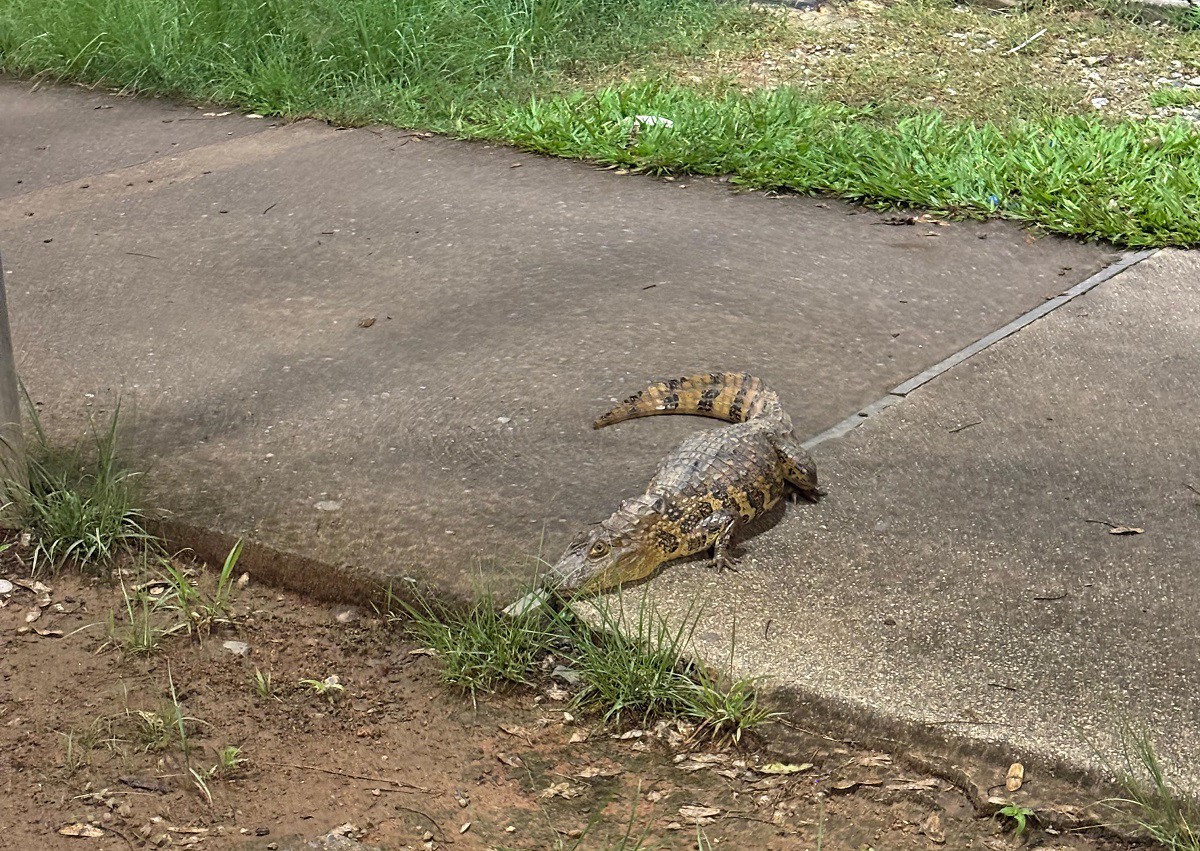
(594, 372, 790, 431)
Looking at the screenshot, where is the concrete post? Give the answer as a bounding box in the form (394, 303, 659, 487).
(0, 250, 24, 498)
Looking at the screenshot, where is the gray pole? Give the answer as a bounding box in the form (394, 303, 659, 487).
(0, 249, 24, 498)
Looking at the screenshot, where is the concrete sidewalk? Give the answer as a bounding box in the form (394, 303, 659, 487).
(0, 78, 1112, 600)
(5, 78, 1191, 790)
(634, 248, 1200, 790)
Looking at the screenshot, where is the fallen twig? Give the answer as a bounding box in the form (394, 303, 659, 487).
(948, 419, 982, 434)
(721, 811, 786, 828)
(390, 803, 450, 843)
(268, 762, 431, 793)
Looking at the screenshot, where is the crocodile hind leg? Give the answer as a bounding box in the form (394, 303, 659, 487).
(771, 436, 824, 502)
(698, 510, 740, 572)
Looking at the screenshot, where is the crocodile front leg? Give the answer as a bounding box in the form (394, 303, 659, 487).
(698, 510, 740, 572)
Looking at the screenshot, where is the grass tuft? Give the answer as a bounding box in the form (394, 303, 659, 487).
(159, 540, 243, 640)
(388, 583, 555, 696)
(6, 399, 156, 574)
(566, 595, 773, 740)
(104, 573, 188, 655)
(389, 581, 773, 740)
(566, 597, 698, 725)
(1150, 87, 1200, 108)
(1108, 730, 1200, 850)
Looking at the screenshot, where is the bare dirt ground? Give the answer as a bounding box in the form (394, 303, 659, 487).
(0, 552, 1147, 851)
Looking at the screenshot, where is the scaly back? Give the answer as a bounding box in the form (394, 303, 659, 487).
(593, 372, 791, 433)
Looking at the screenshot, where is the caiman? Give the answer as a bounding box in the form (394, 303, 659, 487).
(546, 372, 822, 594)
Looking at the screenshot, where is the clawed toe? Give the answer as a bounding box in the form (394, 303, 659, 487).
(712, 556, 740, 573)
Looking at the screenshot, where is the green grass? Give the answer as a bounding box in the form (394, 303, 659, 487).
(390, 583, 557, 696)
(1150, 87, 1200, 108)
(159, 539, 244, 640)
(566, 596, 699, 725)
(104, 576, 188, 655)
(1108, 731, 1200, 850)
(0, 0, 766, 114)
(1, 0, 1199, 246)
(5, 400, 156, 575)
(568, 596, 774, 740)
(3, 0, 1200, 246)
(390, 581, 774, 739)
(483, 84, 1200, 247)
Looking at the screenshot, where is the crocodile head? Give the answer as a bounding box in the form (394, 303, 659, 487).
(546, 495, 667, 594)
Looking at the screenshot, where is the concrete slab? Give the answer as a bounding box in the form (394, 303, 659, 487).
(0, 82, 1117, 604)
(635, 249, 1200, 789)
(0, 77, 271, 199)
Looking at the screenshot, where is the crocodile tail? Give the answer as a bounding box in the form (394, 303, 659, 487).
(593, 372, 788, 430)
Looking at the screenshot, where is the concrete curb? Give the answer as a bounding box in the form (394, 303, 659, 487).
(802, 248, 1159, 451)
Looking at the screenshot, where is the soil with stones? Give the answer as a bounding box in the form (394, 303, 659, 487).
(0, 551, 1147, 851)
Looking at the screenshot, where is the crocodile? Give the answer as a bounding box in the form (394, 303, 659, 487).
(546, 372, 822, 594)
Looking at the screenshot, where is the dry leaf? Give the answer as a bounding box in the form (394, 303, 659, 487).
(832, 778, 882, 792)
(120, 775, 171, 793)
(408, 647, 438, 657)
(59, 823, 105, 838)
(33, 627, 64, 638)
(358, 317, 376, 328)
(540, 782, 584, 800)
(888, 778, 943, 793)
(1006, 762, 1025, 792)
(920, 811, 946, 844)
(576, 766, 621, 779)
(568, 730, 589, 744)
(499, 724, 533, 741)
(24, 608, 41, 624)
(1109, 526, 1143, 535)
(675, 753, 729, 772)
(546, 685, 570, 701)
(856, 754, 893, 767)
(459, 822, 471, 834)
(678, 805, 721, 825)
(615, 729, 645, 740)
(646, 789, 668, 803)
(757, 762, 812, 775)
(497, 753, 523, 769)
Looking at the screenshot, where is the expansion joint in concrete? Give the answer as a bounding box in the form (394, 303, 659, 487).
(801, 248, 1158, 452)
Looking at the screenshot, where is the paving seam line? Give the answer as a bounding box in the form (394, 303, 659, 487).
(801, 247, 1159, 451)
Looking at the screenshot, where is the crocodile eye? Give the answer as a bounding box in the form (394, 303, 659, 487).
(588, 541, 610, 559)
